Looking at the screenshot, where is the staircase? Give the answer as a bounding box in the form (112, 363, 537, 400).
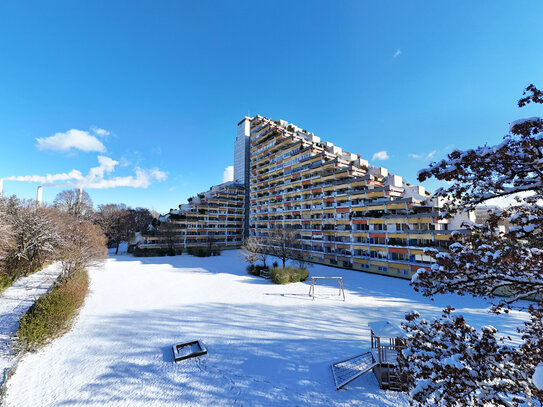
(380, 366, 405, 391)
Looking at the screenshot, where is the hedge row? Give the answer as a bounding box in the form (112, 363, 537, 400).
(17, 270, 89, 350)
(0, 274, 12, 295)
(186, 246, 221, 257)
(133, 247, 183, 257)
(133, 246, 222, 258)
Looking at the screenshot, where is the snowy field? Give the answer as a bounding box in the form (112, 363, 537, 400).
(4, 250, 528, 407)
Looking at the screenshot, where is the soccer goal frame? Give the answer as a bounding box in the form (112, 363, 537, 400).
(308, 277, 346, 301)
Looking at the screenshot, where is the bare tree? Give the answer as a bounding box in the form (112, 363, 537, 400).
(53, 189, 94, 219)
(55, 213, 107, 280)
(130, 207, 154, 234)
(97, 203, 133, 254)
(258, 238, 270, 268)
(0, 198, 13, 262)
(160, 219, 178, 251)
(241, 236, 260, 268)
(267, 227, 298, 268)
(1, 197, 61, 279)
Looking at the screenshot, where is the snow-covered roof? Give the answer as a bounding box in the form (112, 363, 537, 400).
(368, 321, 405, 338)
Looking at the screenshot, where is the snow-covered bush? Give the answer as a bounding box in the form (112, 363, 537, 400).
(534, 363, 543, 391)
(403, 85, 543, 405)
(398, 307, 537, 406)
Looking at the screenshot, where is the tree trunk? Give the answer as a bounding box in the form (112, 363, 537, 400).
(115, 241, 120, 254)
(282, 257, 286, 268)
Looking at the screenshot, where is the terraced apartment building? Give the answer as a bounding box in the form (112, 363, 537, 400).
(142, 182, 245, 249)
(247, 115, 470, 279)
(141, 114, 469, 279)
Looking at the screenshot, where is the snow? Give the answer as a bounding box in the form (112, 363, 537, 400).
(509, 117, 542, 131)
(0, 263, 62, 383)
(3, 251, 529, 406)
(534, 363, 543, 391)
(368, 321, 405, 339)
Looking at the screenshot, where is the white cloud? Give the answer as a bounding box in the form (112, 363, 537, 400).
(409, 150, 437, 160)
(393, 49, 401, 58)
(5, 169, 84, 184)
(87, 155, 118, 182)
(372, 151, 389, 161)
(73, 167, 167, 189)
(36, 129, 107, 153)
(222, 165, 234, 183)
(5, 155, 167, 190)
(91, 127, 110, 137)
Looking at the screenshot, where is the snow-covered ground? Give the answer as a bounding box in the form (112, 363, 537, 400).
(0, 263, 62, 383)
(3, 250, 528, 406)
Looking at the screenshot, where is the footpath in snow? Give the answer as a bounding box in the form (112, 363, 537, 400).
(0, 263, 62, 384)
(3, 251, 529, 407)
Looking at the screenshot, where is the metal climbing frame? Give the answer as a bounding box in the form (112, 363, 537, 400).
(308, 276, 345, 301)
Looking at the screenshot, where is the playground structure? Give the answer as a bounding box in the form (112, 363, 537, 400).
(331, 320, 406, 391)
(308, 277, 345, 301)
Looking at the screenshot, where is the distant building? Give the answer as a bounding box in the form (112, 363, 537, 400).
(143, 182, 245, 249)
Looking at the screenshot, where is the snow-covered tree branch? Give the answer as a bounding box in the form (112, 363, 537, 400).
(400, 85, 543, 405)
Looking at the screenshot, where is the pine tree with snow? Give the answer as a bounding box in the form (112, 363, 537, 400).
(399, 85, 543, 406)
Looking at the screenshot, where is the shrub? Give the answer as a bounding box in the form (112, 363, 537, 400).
(247, 265, 269, 277)
(271, 267, 309, 284)
(133, 247, 176, 257)
(0, 274, 12, 295)
(192, 246, 212, 257)
(17, 269, 89, 350)
(247, 264, 258, 276)
(186, 246, 193, 255)
(175, 248, 183, 255)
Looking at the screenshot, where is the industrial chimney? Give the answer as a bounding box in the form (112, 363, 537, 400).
(36, 186, 43, 207)
(77, 187, 83, 204)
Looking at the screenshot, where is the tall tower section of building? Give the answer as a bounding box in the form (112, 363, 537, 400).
(235, 116, 252, 238)
(234, 117, 251, 184)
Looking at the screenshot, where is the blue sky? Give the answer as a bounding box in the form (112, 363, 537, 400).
(1, 1, 542, 213)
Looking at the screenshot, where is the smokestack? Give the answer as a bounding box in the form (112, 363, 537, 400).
(77, 188, 83, 204)
(0, 178, 3, 198)
(36, 186, 43, 207)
